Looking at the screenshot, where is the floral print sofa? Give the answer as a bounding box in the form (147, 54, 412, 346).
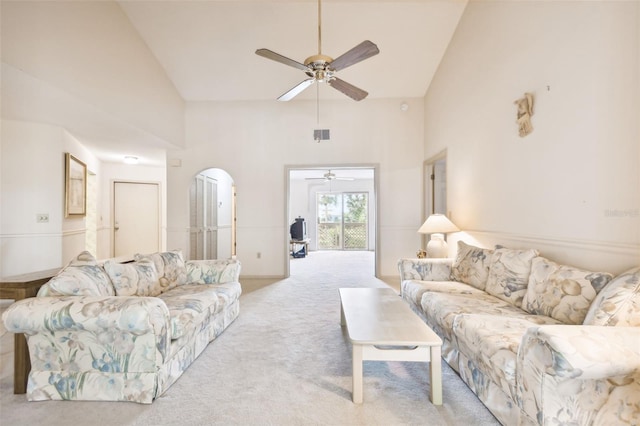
(399, 242, 640, 425)
(2, 250, 242, 404)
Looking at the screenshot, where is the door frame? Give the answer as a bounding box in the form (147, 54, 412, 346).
(111, 180, 162, 258)
(285, 164, 380, 278)
(423, 150, 447, 249)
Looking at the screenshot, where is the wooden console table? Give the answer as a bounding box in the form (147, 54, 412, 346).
(0, 268, 60, 394)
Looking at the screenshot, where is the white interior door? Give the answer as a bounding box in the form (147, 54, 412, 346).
(114, 181, 160, 257)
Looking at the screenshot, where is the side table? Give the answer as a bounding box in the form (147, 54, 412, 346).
(0, 268, 59, 394)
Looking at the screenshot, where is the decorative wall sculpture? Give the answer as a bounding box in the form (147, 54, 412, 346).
(514, 92, 534, 137)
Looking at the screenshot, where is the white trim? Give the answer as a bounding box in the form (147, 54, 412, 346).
(63, 229, 86, 237)
(0, 232, 63, 238)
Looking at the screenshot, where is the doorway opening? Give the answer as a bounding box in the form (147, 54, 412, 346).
(286, 165, 379, 278)
(424, 150, 448, 217)
(423, 150, 448, 249)
(188, 168, 236, 261)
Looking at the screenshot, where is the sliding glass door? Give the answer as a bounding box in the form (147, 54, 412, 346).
(317, 192, 368, 250)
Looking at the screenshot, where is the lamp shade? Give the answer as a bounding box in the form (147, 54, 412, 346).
(418, 214, 459, 234)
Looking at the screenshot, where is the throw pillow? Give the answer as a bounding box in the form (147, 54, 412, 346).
(583, 266, 640, 326)
(450, 241, 493, 290)
(485, 247, 539, 306)
(47, 251, 115, 296)
(103, 259, 160, 297)
(135, 250, 187, 293)
(522, 257, 613, 324)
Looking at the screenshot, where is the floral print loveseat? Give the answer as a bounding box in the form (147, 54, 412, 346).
(399, 242, 639, 425)
(2, 250, 241, 404)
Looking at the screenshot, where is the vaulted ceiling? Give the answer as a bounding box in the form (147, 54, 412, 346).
(119, 0, 467, 102)
(1, 1, 468, 164)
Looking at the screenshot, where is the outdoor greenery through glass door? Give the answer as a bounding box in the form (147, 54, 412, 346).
(317, 192, 368, 250)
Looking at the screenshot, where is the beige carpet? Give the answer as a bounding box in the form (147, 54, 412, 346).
(0, 251, 499, 425)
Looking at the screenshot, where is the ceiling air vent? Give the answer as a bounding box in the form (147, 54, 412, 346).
(313, 129, 330, 142)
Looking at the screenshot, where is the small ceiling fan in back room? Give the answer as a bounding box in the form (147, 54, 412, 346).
(255, 0, 380, 102)
(305, 170, 355, 182)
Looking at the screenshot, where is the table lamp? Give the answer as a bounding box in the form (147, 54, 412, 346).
(418, 214, 459, 258)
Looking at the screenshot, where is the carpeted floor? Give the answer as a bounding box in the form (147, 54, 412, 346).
(0, 251, 499, 425)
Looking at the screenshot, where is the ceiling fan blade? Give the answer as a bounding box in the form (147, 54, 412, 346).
(328, 77, 369, 101)
(334, 177, 355, 181)
(255, 48, 310, 72)
(278, 79, 315, 101)
(329, 40, 379, 72)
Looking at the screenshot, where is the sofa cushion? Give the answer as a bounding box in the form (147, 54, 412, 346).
(420, 292, 523, 345)
(485, 247, 539, 307)
(583, 266, 640, 326)
(454, 314, 562, 400)
(158, 282, 242, 340)
(451, 241, 494, 290)
(522, 257, 613, 325)
(158, 285, 220, 339)
(45, 251, 114, 297)
(135, 250, 187, 293)
(103, 259, 160, 297)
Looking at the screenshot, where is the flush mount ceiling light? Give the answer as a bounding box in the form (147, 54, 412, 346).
(123, 156, 139, 165)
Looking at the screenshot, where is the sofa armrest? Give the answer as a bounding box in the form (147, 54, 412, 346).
(2, 296, 171, 361)
(186, 258, 241, 284)
(397, 258, 453, 281)
(517, 325, 640, 425)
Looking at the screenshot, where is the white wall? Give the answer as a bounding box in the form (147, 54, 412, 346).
(1, 1, 185, 147)
(1, 120, 100, 276)
(424, 1, 640, 274)
(0, 119, 167, 277)
(168, 98, 424, 277)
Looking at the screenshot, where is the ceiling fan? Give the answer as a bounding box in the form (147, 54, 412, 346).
(255, 0, 379, 102)
(306, 170, 355, 182)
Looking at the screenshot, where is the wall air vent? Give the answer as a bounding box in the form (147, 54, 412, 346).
(313, 129, 330, 143)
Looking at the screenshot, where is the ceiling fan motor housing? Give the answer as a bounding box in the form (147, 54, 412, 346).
(304, 55, 335, 82)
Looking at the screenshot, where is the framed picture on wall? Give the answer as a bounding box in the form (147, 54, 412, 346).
(65, 153, 87, 217)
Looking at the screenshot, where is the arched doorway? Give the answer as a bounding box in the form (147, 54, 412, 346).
(189, 168, 236, 260)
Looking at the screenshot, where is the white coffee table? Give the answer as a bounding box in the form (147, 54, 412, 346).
(339, 287, 443, 405)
